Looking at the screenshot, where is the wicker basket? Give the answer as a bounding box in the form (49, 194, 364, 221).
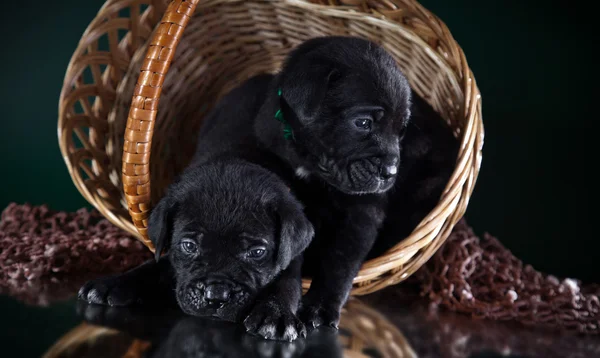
(58, 0, 483, 295)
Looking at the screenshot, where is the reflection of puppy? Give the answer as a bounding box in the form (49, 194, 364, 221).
(146, 316, 309, 358)
(76, 302, 342, 358)
(79, 75, 314, 341)
(253, 36, 458, 328)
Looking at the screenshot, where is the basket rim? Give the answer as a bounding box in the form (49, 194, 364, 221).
(57, 0, 156, 240)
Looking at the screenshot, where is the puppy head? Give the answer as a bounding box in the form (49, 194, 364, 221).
(279, 36, 412, 194)
(148, 161, 313, 321)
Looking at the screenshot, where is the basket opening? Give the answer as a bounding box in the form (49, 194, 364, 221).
(109, 0, 465, 208)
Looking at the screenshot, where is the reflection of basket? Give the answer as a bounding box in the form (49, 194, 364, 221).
(42, 323, 140, 358)
(58, 0, 483, 295)
(339, 299, 417, 358)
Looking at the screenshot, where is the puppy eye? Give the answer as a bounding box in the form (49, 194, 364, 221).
(247, 247, 266, 259)
(181, 240, 198, 254)
(354, 118, 372, 131)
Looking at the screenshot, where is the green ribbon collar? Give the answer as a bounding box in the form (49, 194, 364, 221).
(274, 88, 293, 140)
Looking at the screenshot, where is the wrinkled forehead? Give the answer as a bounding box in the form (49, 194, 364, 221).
(173, 195, 275, 239)
(330, 56, 409, 109)
(330, 73, 409, 117)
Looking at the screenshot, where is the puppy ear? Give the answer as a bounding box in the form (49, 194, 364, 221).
(280, 61, 338, 123)
(275, 195, 315, 272)
(147, 197, 175, 261)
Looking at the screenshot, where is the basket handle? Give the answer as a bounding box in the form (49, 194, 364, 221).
(122, 0, 200, 252)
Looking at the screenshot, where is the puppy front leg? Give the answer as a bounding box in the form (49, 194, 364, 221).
(78, 254, 176, 307)
(299, 209, 380, 330)
(244, 256, 307, 341)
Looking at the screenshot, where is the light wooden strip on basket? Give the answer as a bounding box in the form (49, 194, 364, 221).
(122, 0, 201, 251)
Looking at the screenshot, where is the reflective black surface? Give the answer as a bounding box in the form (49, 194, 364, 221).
(1, 274, 599, 358)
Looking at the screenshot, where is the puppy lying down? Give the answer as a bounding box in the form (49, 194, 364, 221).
(79, 75, 313, 341)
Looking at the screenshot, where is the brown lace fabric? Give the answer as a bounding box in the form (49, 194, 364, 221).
(0, 203, 151, 305)
(0, 203, 597, 334)
(416, 220, 599, 335)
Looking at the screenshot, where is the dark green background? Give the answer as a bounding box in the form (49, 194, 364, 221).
(0, 0, 598, 356)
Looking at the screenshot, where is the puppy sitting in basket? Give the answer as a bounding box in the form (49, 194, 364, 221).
(78, 35, 457, 341)
(252, 36, 458, 329)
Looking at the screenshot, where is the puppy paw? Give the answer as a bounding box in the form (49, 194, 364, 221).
(78, 275, 140, 307)
(244, 301, 307, 342)
(298, 300, 340, 331)
(242, 334, 306, 358)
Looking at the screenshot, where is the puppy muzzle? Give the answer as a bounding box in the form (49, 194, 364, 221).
(348, 158, 380, 185)
(177, 277, 251, 321)
(347, 156, 398, 193)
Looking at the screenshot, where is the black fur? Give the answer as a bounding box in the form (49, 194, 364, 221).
(79, 75, 314, 341)
(252, 36, 459, 329)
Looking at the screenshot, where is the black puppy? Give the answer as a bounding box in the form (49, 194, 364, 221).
(79, 75, 314, 341)
(253, 36, 459, 328)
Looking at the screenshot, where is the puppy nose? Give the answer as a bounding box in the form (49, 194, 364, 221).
(204, 283, 231, 304)
(380, 164, 397, 179)
(378, 155, 399, 179)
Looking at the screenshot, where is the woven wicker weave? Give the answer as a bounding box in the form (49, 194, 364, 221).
(58, 0, 483, 295)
